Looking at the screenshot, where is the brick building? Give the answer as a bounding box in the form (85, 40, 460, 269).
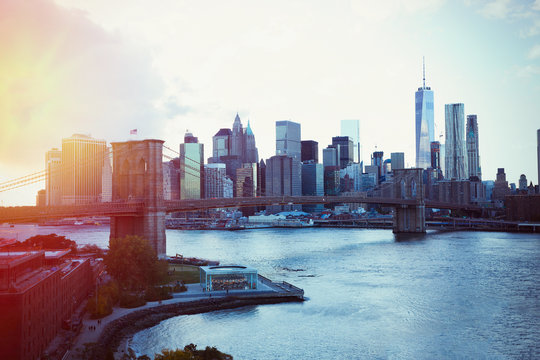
(0, 250, 93, 360)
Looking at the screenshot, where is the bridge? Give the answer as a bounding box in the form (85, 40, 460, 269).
(0, 140, 480, 257)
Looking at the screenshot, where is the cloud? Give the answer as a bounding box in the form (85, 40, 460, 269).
(534, 0, 540, 11)
(0, 0, 165, 173)
(515, 64, 540, 77)
(528, 44, 540, 59)
(349, 0, 445, 22)
(479, 0, 512, 19)
(522, 18, 540, 36)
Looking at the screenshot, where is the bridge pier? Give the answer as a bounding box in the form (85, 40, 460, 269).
(110, 140, 166, 258)
(392, 169, 426, 233)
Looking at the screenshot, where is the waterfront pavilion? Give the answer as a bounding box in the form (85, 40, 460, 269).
(200, 265, 258, 291)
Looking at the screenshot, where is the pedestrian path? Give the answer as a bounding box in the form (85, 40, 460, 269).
(66, 281, 279, 359)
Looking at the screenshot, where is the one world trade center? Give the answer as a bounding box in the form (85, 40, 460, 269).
(415, 58, 434, 169)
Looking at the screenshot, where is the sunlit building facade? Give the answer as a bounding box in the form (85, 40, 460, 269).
(45, 148, 62, 206)
(180, 131, 204, 199)
(61, 134, 107, 205)
(101, 147, 112, 202)
(445, 103, 468, 180)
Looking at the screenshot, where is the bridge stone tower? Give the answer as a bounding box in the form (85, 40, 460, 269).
(393, 168, 425, 233)
(110, 139, 166, 257)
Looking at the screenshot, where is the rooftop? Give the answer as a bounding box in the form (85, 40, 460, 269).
(200, 265, 257, 275)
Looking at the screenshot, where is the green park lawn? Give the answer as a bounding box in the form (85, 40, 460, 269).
(165, 264, 200, 284)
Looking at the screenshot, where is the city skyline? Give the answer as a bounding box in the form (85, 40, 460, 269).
(1, 0, 540, 205)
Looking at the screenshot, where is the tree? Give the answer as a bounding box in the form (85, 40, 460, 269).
(22, 234, 77, 253)
(104, 235, 167, 291)
(153, 344, 233, 360)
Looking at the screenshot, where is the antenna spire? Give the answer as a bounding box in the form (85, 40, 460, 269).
(423, 56, 426, 88)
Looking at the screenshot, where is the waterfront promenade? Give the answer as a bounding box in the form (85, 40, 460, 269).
(66, 277, 303, 359)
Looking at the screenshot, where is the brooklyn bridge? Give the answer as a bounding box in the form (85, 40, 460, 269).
(0, 139, 480, 257)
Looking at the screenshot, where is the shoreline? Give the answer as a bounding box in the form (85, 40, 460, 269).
(88, 295, 304, 360)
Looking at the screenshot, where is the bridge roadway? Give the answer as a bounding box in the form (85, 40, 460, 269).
(0, 196, 480, 223)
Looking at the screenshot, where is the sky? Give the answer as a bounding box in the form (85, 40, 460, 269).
(0, 0, 539, 205)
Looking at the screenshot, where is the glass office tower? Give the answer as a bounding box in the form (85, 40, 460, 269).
(180, 131, 204, 199)
(340, 120, 360, 163)
(276, 120, 301, 159)
(415, 60, 434, 169)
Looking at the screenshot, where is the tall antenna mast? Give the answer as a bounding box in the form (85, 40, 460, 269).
(423, 56, 426, 88)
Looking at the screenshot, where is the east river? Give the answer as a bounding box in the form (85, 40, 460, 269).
(1, 224, 539, 359)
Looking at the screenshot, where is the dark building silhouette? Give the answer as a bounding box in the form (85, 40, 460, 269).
(371, 151, 384, 184)
(492, 168, 510, 203)
(301, 140, 318, 163)
(332, 136, 353, 169)
(265, 155, 301, 212)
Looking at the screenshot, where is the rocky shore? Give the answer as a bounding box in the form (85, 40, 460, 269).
(86, 295, 304, 359)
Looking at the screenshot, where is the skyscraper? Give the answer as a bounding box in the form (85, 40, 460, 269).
(211, 114, 258, 165)
(276, 120, 301, 159)
(430, 142, 440, 170)
(204, 163, 231, 198)
(537, 129, 539, 186)
(415, 58, 434, 169)
(61, 134, 106, 205)
(231, 113, 244, 159)
(212, 128, 232, 159)
(466, 115, 481, 180)
(322, 145, 340, 195)
(445, 103, 468, 180)
(301, 140, 318, 163)
(236, 163, 257, 197)
(45, 148, 61, 206)
(243, 120, 259, 164)
(101, 147, 112, 202)
(371, 151, 384, 183)
(180, 130, 204, 199)
(492, 168, 510, 202)
(340, 120, 360, 163)
(265, 155, 302, 212)
(332, 136, 354, 169)
(322, 146, 339, 168)
(302, 162, 324, 212)
(390, 152, 405, 171)
(430, 141, 443, 180)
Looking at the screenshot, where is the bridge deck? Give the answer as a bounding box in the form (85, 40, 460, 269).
(0, 196, 480, 223)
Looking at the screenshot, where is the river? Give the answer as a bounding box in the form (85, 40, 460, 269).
(1, 224, 539, 359)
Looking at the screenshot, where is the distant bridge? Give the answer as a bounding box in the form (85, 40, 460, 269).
(0, 196, 480, 223)
(0, 139, 481, 257)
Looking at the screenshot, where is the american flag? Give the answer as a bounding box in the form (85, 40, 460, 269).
(130, 129, 137, 135)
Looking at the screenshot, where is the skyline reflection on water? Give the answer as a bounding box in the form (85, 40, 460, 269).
(1, 224, 538, 359)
